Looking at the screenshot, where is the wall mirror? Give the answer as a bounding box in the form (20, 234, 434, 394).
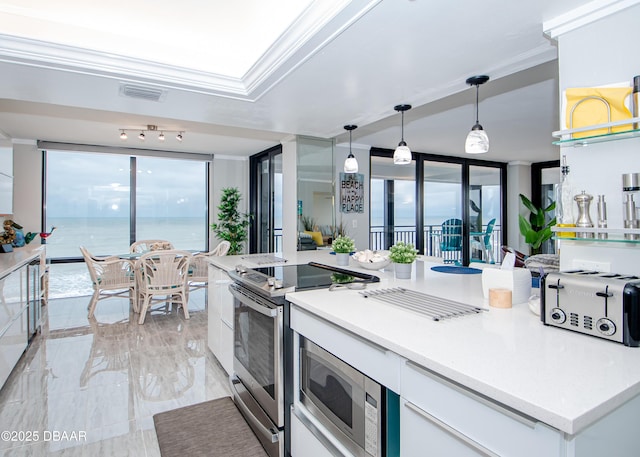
(296, 136, 335, 251)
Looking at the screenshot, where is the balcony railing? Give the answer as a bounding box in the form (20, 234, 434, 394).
(277, 224, 501, 265)
(370, 224, 502, 264)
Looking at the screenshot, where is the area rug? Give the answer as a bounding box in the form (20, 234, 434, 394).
(153, 396, 268, 457)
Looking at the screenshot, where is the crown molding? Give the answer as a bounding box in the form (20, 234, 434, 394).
(0, 0, 380, 102)
(543, 0, 640, 39)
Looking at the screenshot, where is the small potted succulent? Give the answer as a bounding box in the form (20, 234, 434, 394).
(389, 241, 418, 279)
(332, 235, 355, 266)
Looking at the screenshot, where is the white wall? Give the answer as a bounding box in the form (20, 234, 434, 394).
(12, 141, 41, 235)
(334, 143, 370, 252)
(211, 155, 249, 252)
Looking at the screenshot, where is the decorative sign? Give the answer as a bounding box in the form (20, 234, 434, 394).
(340, 173, 364, 213)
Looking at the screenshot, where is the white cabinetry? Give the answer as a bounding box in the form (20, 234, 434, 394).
(0, 264, 28, 388)
(400, 362, 561, 457)
(207, 264, 234, 374)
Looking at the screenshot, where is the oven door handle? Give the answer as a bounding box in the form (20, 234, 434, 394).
(229, 285, 278, 317)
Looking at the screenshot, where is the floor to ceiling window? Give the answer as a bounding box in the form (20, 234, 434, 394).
(370, 148, 506, 265)
(43, 147, 209, 298)
(370, 155, 417, 249)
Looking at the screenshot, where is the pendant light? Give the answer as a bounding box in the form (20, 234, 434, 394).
(465, 75, 490, 154)
(343, 125, 358, 173)
(393, 104, 412, 165)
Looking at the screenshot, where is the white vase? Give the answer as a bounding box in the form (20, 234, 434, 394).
(336, 252, 350, 266)
(394, 262, 412, 279)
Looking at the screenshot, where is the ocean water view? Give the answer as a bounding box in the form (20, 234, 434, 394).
(45, 217, 207, 299)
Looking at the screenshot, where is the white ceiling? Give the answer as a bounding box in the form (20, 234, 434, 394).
(0, 0, 617, 163)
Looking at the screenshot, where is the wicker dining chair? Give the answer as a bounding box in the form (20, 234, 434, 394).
(80, 246, 137, 318)
(136, 250, 192, 324)
(187, 241, 230, 298)
(129, 239, 174, 254)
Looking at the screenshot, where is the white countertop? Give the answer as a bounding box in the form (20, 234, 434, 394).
(284, 255, 640, 436)
(209, 250, 640, 435)
(0, 243, 44, 277)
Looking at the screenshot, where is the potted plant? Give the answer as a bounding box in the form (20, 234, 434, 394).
(389, 241, 418, 279)
(332, 235, 355, 266)
(518, 194, 556, 255)
(210, 187, 252, 255)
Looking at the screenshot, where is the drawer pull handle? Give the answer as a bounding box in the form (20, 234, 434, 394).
(404, 400, 500, 457)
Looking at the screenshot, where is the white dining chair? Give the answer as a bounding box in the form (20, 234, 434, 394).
(187, 241, 231, 298)
(129, 239, 174, 254)
(80, 246, 137, 318)
(136, 249, 192, 324)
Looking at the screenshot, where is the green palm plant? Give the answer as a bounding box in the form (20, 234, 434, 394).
(518, 194, 556, 255)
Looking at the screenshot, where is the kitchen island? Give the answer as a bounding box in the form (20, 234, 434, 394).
(209, 251, 640, 456)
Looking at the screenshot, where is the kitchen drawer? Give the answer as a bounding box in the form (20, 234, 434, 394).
(0, 307, 28, 389)
(401, 362, 562, 457)
(290, 304, 402, 392)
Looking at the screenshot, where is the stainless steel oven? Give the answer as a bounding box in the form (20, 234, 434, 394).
(228, 262, 380, 457)
(300, 337, 385, 457)
(229, 282, 284, 457)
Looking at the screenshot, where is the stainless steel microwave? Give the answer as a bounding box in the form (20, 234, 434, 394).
(300, 337, 393, 457)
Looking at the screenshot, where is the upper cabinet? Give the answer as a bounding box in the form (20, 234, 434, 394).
(0, 147, 13, 215)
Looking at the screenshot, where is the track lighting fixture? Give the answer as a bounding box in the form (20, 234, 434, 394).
(465, 75, 490, 154)
(343, 125, 358, 173)
(119, 124, 185, 142)
(393, 104, 412, 165)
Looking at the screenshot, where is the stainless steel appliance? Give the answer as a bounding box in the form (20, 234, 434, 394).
(541, 270, 640, 346)
(228, 262, 380, 457)
(300, 337, 388, 457)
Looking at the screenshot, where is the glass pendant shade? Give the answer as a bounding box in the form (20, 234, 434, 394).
(465, 75, 490, 154)
(393, 141, 412, 164)
(393, 104, 412, 165)
(343, 124, 358, 173)
(465, 124, 489, 154)
(344, 153, 358, 173)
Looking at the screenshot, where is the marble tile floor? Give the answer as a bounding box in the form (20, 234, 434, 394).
(0, 289, 232, 456)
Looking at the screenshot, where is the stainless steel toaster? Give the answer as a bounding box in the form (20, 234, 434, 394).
(541, 270, 640, 346)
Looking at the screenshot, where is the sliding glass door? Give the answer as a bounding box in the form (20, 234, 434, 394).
(424, 161, 462, 264)
(370, 155, 416, 250)
(468, 165, 502, 264)
(370, 148, 505, 265)
(250, 146, 283, 253)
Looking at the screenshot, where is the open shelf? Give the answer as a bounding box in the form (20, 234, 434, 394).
(552, 117, 640, 146)
(552, 226, 640, 244)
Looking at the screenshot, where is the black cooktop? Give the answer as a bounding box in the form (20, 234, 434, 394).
(253, 262, 380, 291)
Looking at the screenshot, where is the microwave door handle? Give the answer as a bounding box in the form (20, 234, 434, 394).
(229, 287, 278, 318)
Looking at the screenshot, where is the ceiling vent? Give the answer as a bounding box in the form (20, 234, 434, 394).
(119, 83, 167, 102)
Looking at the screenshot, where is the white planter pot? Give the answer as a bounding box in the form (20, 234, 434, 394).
(394, 262, 412, 279)
(336, 252, 350, 266)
